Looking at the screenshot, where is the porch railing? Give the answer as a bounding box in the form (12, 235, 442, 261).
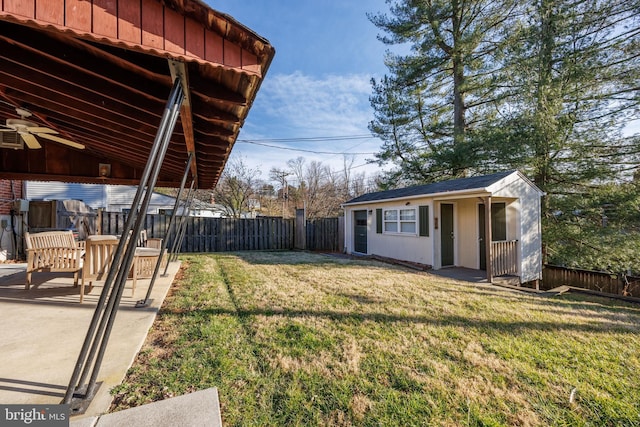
(491, 240, 518, 276)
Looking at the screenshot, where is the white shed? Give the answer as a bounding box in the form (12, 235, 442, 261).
(343, 171, 545, 284)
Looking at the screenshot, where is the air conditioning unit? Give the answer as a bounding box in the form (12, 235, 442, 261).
(0, 131, 24, 149)
(13, 199, 29, 212)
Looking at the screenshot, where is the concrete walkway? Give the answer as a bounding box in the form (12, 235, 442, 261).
(429, 266, 489, 283)
(0, 261, 180, 420)
(70, 387, 222, 427)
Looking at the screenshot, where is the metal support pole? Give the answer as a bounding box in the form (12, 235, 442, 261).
(170, 186, 195, 262)
(162, 180, 194, 274)
(136, 153, 194, 307)
(63, 80, 181, 405)
(87, 82, 183, 396)
(63, 78, 184, 413)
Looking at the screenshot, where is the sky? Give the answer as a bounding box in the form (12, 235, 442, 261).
(208, 0, 394, 183)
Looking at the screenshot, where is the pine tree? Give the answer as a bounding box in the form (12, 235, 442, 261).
(494, 0, 640, 201)
(368, 0, 520, 184)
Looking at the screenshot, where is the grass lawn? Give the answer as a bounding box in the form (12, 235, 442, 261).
(111, 251, 640, 426)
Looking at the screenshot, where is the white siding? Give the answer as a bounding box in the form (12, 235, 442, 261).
(346, 199, 434, 266)
(488, 173, 543, 282)
(105, 186, 177, 214)
(25, 181, 106, 208)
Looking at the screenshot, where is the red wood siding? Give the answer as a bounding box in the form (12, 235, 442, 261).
(35, 0, 64, 25)
(224, 40, 242, 68)
(65, 0, 92, 32)
(4, 0, 34, 17)
(185, 18, 204, 58)
(141, 0, 164, 49)
(92, 0, 118, 38)
(205, 31, 224, 63)
(1, 0, 262, 75)
(118, 0, 142, 44)
(164, 7, 185, 54)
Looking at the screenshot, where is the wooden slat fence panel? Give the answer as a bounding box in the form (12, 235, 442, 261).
(99, 212, 341, 253)
(543, 265, 640, 297)
(306, 217, 340, 252)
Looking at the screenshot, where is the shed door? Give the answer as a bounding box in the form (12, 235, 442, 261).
(440, 204, 454, 266)
(353, 210, 368, 254)
(478, 203, 507, 270)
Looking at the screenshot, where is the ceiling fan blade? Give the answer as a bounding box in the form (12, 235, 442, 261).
(20, 132, 42, 149)
(26, 127, 58, 134)
(36, 132, 85, 149)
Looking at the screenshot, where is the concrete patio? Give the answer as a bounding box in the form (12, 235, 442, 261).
(0, 260, 180, 420)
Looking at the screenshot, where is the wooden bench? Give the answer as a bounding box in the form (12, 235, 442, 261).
(81, 231, 164, 302)
(24, 230, 83, 292)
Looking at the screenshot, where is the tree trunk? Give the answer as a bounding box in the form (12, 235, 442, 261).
(451, 0, 467, 177)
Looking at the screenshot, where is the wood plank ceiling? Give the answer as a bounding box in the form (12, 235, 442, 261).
(0, 0, 275, 189)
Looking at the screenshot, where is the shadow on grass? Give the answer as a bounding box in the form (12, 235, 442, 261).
(162, 304, 639, 336)
(192, 252, 640, 311)
(204, 251, 405, 271)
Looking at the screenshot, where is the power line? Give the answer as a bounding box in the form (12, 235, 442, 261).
(237, 139, 377, 155)
(238, 134, 375, 143)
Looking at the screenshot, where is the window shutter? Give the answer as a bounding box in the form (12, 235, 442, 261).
(419, 205, 429, 236)
(376, 208, 382, 234)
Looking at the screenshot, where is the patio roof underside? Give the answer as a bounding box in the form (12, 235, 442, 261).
(0, 0, 274, 189)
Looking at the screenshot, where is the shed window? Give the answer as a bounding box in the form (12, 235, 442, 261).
(383, 208, 417, 234)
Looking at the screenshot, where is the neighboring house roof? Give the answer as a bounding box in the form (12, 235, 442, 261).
(107, 186, 175, 207)
(190, 198, 225, 212)
(344, 170, 540, 205)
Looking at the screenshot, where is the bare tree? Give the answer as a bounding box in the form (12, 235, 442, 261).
(213, 157, 261, 218)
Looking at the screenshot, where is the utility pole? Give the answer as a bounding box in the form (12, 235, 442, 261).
(272, 170, 290, 218)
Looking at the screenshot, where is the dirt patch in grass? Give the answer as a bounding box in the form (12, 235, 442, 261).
(112, 252, 640, 426)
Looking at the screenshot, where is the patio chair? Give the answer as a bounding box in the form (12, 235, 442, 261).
(81, 235, 119, 303)
(131, 230, 164, 294)
(24, 230, 83, 292)
(81, 231, 164, 301)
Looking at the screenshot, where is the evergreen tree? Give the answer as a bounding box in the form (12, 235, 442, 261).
(493, 0, 640, 264)
(546, 181, 640, 276)
(493, 0, 640, 204)
(368, 0, 520, 184)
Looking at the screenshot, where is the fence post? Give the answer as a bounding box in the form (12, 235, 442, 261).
(295, 208, 305, 249)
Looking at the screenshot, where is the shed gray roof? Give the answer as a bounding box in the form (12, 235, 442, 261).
(345, 170, 516, 204)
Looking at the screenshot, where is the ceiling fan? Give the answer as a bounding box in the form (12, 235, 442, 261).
(0, 107, 85, 150)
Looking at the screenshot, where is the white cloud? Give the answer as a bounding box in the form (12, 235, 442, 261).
(257, 71, 373, 135)
(233, 71, 384, 180)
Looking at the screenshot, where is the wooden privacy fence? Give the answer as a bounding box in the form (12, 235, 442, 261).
(99, 212, 342, 253)
(542, 264, 640, 297)
(305, 217, 344, 252)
